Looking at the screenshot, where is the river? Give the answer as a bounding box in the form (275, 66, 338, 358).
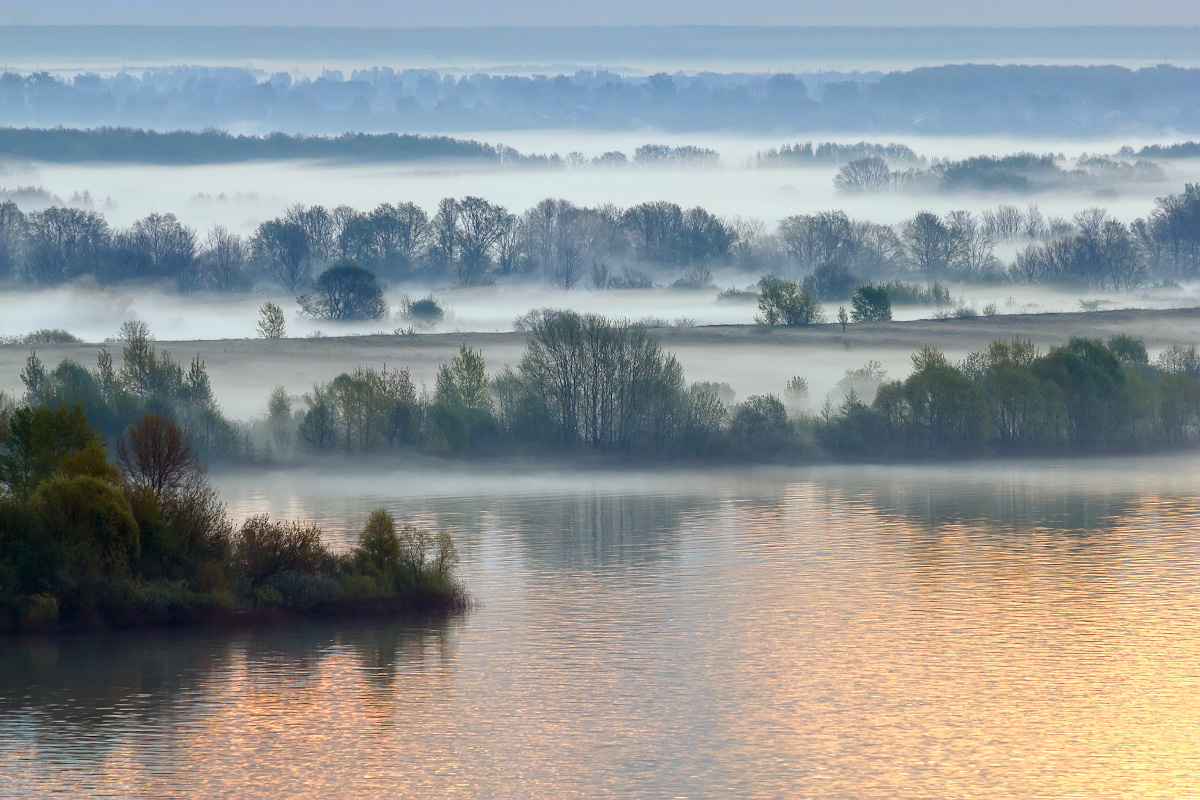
(3, 458, 1200, 798)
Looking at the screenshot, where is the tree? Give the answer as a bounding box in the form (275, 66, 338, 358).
(257, 302, 287, 338)
(850, 284, 893, 322)
(622, 201, 683, 264)
(730, 395, 793, 456)
(805, 261, 857, 300)
(284, 204, 335, 268)
(837, 306, 848, 334)
(0, 404, 97, 497)
(0, 200, 27, 279)
(427, 197, 460, 278)
(25, 206, 109, 285)
(369, 202, 430, 276)
(1107, 334, 1148, 366)
(516, 312, 688, 452)
(122, 212, 199, 289)
(454, 196, 513, 286)
(254, 219, 311, 291)
(946, 210, 998, 276)
(756, 277, 824, 326)
(298, 262, 389, 320)
(436, 344, 492, 414)
(834, 157, 892, 192)
(201, 226, 250, 291)
(115, 414, 200, 497)
(267, 385, 294, 450)
(903, 211, 962, 276)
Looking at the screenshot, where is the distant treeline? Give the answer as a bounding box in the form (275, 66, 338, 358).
(832, 152, 1167, 194)
(0, 128, 538, 165)
(2, 63, 1199, 134)
(1, 185, 1198, 295)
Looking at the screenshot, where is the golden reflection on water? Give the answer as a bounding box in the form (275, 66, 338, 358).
(4, 460, 1200, 798)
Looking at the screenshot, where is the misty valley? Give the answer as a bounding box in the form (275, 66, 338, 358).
(3, 19, 1200, 800)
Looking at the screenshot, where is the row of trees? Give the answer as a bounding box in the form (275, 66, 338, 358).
(16, 321, 242, 459)
(778, 188, 1200, 289)
(240, 312, 1200, 465)
(5, 186, 1198, 292)
(833, 152, 1165, 195)
(3, 61, 1198, 134)
(820, 336, 1200, 457)
(16, 312, 1200, 467)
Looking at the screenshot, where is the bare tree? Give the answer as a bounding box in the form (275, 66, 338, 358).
(0, 201, 27, 279)
(284, 204, 335, 268)
(254, 219, 311, 290)
(981, 204, 1024, 241)
(200, 226, 249, 291)
(455, 196, 512, 285)
(903, 211, 963, 276)
(834, 157, 892, 193)
(125, 212, 199, 288)
(25, 206, 110, 285)
(116, 414, 201, 497)
(946, 210, 998, 275)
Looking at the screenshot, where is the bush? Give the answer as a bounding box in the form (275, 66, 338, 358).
(880, 280, 952, 306)
(234, 515, 325, 586)
(31, 475, 141, 577)
(755, 277, 824, 326)
(267, 570, 338, 610)
(400, 294, 446, 327)
(850, 284, 892, 322)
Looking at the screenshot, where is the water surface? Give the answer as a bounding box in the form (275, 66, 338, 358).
(4, 459, 1200, 798)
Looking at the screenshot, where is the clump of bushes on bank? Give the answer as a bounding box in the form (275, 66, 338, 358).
(0, 408, 466, 632)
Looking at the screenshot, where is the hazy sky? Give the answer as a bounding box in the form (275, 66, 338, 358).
(5, 0, 1200, 27)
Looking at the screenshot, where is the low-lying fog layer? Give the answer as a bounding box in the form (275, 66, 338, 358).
(4, 134, 1198, 232)
(1, 281, 1197, 343)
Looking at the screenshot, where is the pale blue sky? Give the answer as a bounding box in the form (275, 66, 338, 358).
(4, 0, 1199, 27)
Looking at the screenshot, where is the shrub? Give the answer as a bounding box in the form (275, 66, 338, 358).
(31, 475, 141, 576)
(400, 294, 445, 326)
(756, 277, 824, 326)
(0, 329, 83, 346)
(234, 515, 325, 586)
(266, 570, 338, 610)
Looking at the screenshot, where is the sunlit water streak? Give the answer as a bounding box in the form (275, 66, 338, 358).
(3, 458, 1200, 798)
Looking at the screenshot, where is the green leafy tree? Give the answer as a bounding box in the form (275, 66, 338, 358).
(755, 277, 824, 326)
(850, 284, 893, 322)
(257, 302, 287, 338)
(298, 262, 389, 321)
